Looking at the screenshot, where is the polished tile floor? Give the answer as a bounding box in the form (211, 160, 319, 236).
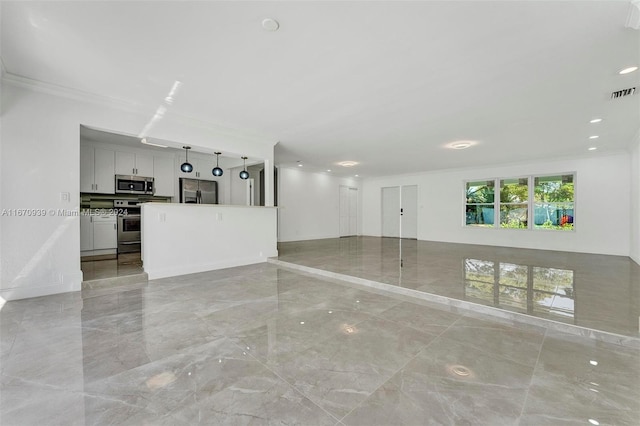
(81, 254, 144, 281)
(278, 237, 640, 339)
(1, 260, 639, 425)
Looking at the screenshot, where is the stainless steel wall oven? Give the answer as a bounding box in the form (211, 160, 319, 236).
(114, 199, 141, 254)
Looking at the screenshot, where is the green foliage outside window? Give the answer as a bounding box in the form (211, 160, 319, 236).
(534, 175, 574, 230)
(465, 174, 575, 231)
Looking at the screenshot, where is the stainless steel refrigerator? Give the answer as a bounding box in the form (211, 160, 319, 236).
(179, 178, 218, 204)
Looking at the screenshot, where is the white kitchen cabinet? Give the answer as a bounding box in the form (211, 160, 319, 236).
(80, 145, 115, 194)
(80, 215, 93, 251)
(178, 154, 216, 180)
(115, 151, 154, 177)
(153, 156, 176, 197)
(93, 219, 118, 250)
(80, 214, 117, 255)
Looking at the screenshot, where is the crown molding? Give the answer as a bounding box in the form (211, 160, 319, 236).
(2, 71, 143, 112)
(1, 71, 279, 147)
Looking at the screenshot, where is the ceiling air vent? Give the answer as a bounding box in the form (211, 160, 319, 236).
(611, 87, 636, 99)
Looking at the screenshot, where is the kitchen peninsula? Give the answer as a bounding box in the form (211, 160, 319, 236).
(141, 203, 277, 279)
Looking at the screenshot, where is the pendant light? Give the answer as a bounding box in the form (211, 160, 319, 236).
(212, 152, 223, 176)
(239, 156, 250, 180)
(180, 146, 193, 173)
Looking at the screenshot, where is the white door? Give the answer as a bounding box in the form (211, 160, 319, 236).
(381, 186, 400, 237)
(401, 185, 418, 239)
(348, 188, 358, 235)
(340, 186, 358, 237)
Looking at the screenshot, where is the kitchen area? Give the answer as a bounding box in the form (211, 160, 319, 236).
(80, 125, 275, 286)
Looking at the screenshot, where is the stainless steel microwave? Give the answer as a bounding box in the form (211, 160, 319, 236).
(115, 175, 155, 195)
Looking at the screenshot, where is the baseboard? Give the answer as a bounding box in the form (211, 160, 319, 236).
(278, 234, 343, 243)
(0, 271, 83, 301)
(145, 253, 278, 280)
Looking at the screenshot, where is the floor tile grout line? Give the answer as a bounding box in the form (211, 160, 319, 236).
(435, 319, 547, 370)
(226, 337, 344, 424)
(516, 327, 548, 425)
(337, 315, 465, 423)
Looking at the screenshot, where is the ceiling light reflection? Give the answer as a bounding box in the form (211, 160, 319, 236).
(341, 324, 358, 335)
(446, 364, 475, 379)
(446, 140, 478, 150)
(145, 372, 177, 391)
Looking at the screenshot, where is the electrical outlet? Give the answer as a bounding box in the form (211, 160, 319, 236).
(159, 213, 166, 222)
(60, 192, 70, 202)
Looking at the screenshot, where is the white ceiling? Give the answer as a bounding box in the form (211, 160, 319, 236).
(2, 1, 639, 177)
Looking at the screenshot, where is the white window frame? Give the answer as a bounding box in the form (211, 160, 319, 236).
(464, 172, 576, 232)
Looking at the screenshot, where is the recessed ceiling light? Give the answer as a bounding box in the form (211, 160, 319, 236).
(298, 164, 303, 167)
(589, 118, 602, 124)
(589, 135, 599, 139)
(446, 140, 477, 150)
(355, 174, 359, 177)
(588, 419, 600, 425)
(588, 147, 597, 151)
(326, 169, 331, 172)
(262, 18, 280, 31)
(619, 66, 638, 74)
(338, 161, 359, 167)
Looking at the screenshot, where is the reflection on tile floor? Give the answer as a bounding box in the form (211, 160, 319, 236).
(81, 255, 143, 281)
(277, 237, 640, 338)
(1, 262, 639, 424)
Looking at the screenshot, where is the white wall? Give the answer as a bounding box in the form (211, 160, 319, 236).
(0, 82, 275, 301)
(278, 167, 360, 242)
(631, 138, 640, 264)
(362, 153, 631, 256)
(141, 204, 277, 279)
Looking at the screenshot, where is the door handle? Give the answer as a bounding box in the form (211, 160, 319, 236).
(120, 241, 141, 245)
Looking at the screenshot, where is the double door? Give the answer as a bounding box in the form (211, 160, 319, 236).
(381, 185, 417, 239)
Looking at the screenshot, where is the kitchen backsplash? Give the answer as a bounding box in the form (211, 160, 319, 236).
(80, 193, 171, 209)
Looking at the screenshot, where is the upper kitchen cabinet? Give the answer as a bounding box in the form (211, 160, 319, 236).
(153, 156, 176, 197)
(177, 154, 216, 181)
(115, 151, 154, 177)
(80, 145, 115, 194)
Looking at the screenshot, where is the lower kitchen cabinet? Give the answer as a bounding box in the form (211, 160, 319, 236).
(81, 213, 117, 256)
(80, 215, 93, 251)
